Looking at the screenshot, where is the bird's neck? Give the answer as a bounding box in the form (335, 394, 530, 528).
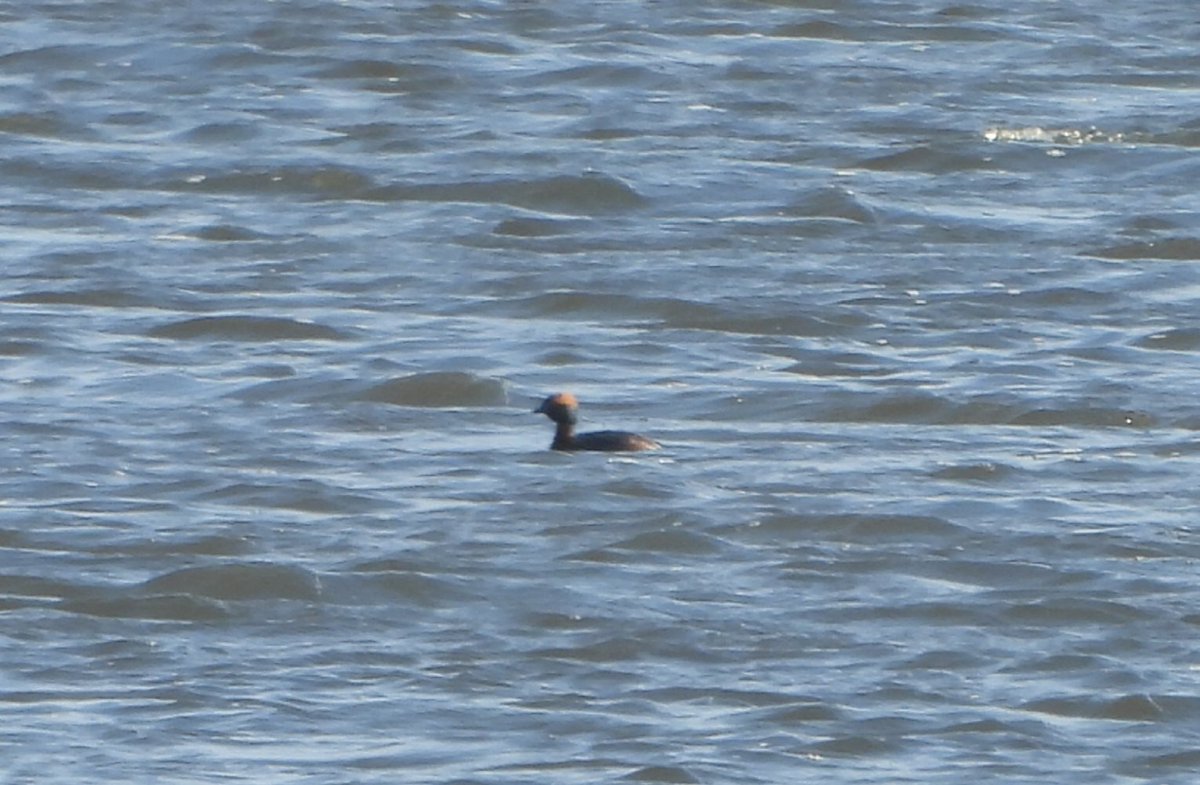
(551, 420, 576, 450)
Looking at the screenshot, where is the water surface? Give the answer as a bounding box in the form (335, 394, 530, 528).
(3, 2, 1200, 783)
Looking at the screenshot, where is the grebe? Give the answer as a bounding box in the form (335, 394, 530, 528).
(534, 392, 661, 452)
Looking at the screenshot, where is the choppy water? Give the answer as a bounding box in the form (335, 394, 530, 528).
(4, 2, 1200, 783)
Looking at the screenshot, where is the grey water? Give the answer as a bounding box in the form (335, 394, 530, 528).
(3, 1, 1200, 783)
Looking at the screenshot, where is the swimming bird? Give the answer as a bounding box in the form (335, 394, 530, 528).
(534, 392, 661, 452)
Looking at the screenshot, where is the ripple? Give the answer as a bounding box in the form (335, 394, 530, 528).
(533, 631, 717, 665)
(659, 299, 866, 337)
(1131, 749, 1200, 771)
(929, 462, 1018, 482)
(1023, 694, 1200, 722)
(520, 62, 680, 91)
(348, 563, 474, 606)
(1135, 328, 1200, 351)
(0, 339, 43, 356)
(197, 479, 382, 514)
(186, 223, 277, 242)
(624, 765, 700, 783)
(492, 217, 577, 237)
(0, 573, 86, 602)
(817, 391, 1158, 428)
(359, 371, 508, 407)
(368, 172, 646, 215)
(62, 593, 232, 621)
(593, 529, 725, 557)
(781, 185, 878, 224)
(178, 121, 261, 144)
(1009, 407, 1156, 428)
(1003, 596, 1145, 626)
(148, 315, 350, 342)
(310, 59, 460, 93)
(95, 533, 253, 558)
(0, 109, 95, 141)
(142, 562, 322, 601)
(750, 512, 964, 544)
(0, 43, 109, 72)
(1083, 236, 1200, 261)
(856, 144, 996, 174)
(5, 288, 150, 308)
(169, 165, 376, 198)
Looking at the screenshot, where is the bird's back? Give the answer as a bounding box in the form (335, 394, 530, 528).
(566, 429, 661, 452)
